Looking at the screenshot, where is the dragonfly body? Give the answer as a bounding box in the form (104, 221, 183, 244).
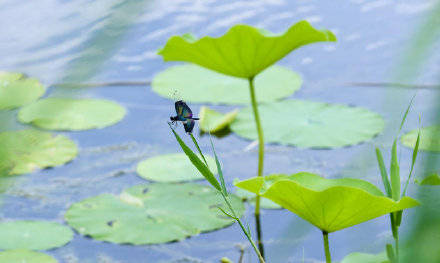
(170, 100, 199, 133)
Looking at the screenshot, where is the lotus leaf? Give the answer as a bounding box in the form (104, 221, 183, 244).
(0, 72, 45, 110)
(65, 183, 244, 244)
(0, 249, 57, 263)
(18, 98, 126, 131)
(233, 183, 281, 210)
(137, 153, 217, 182)
(199, 107, 238, 133)
(236, 173, 419, 232)
(341, 251, 388, 263)
(0, 220, 73, 250)
(230, 100, 385, 148)
(0, 129, 78, 175)
(401, 125, 440, 152)
(152, 65, 301, 105)
(158, 21, 336, 78)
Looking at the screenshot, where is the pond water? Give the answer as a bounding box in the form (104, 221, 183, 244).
(1, 0, 439, 262)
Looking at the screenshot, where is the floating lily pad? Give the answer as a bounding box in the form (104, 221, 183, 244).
(230, 100, 385, 148)
(341, 251, 388, 263)
(0, 129, 78, 175)
(137, 153, 217, 182)
(401, 125, 440, 152)
(158, 21, 336, 78)
(236, 173, 419, 232)
(152, 65, 302, 105)
(419, 173, 440, 186)
(233, 179, 281, 209)
(18, 98, 126, 131)
(0, 72, 46, 110)
(199, 107, 238, 133)
(0, 249, 57, 263)
(65, 183, 244, 244)
(0, 221, 73, 250)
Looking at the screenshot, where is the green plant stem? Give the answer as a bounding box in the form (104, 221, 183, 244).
(190, 133, 208, 167)
(322, 231, 331, 263)
(390, 214, 400, 263)
(394, 228, 400, 262)
(220, 192, 265, 263)
(248, 77, 265, 258)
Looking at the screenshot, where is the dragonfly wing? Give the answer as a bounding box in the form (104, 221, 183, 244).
(183, 119, 195, 133)
(175, 100, 193, 119)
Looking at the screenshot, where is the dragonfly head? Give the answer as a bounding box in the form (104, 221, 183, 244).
(170, 116, 178, 122)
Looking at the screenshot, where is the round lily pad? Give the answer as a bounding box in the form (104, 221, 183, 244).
(0, 221, 73, 250)
(66, 183, 244, 245)
(0, 129, 78, 175)
(137, 153, 217, 182)
(199, 107, 238, 133)
(152, 65, 302, 105)
(0, 249, 57, 263)
(230, 100, 385, 148)
(18, 98, 126, 131)
(401, 125, 440, 152)
(0, 72, 46, 110)
(341, 251, 387, 263)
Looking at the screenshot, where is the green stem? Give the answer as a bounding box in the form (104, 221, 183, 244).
(190, 133, 208, 167)
(323, 231, 331, 263)
(390, 213, 400, 263)
(395, 229, 400, 263)
(248, 77, 265, 258)
(221, 192, 265, 263)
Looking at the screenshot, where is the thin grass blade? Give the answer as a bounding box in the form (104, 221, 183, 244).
(217, 206, 236, 220)
(376, 147, 392, 198)
(209, 135, 227, 196)
(390, 139, 401, 201)
(190, 133, 209, 167)
(398, 94, 416, 133)
(169, 125, 221, 191)
(402, 128, 420, 197)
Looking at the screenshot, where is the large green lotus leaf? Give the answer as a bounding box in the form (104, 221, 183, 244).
(341, 251, 388, 263)
(0, 221, 73, 250)
(199, 107, 238, 133)
(236, 173, 419, 232)
(230, 100, 385, 148)
(65, 183, 244, 244)
(158, 21, 336, 78)
(0, 72, 46, 110)
(401, 125, 440, 152)
(0, 249, 57, 263)
(0, 129, 78, 175)
(137, 153, 217, 182)
(152, 65, 301, 105)
(18, 98, 126, 131)
(233, 179, 281, 209)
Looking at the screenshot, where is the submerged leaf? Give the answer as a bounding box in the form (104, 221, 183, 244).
(340, 251, 389, 263)
(236, 173, 419, 232)
(200, 107, 238, 133)
(0, 129, 78, 175)
(152, 65, 302, 105)
(0, 221, 73, 250)
(0, 249, 57, 263)
(158, 21, 336, 78)
(0, 72, 46, 110)
(230, 100, 384, 148)
(401, 125, 440, 152)
(137, 153, 217, 182)
(65, 183, 244, 244)
(18, 98, 126, 131)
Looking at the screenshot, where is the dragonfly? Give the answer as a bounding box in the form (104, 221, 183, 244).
(170, 100, 199, 133)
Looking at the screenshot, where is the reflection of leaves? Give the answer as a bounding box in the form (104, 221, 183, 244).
(61, 1, 152, 83)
